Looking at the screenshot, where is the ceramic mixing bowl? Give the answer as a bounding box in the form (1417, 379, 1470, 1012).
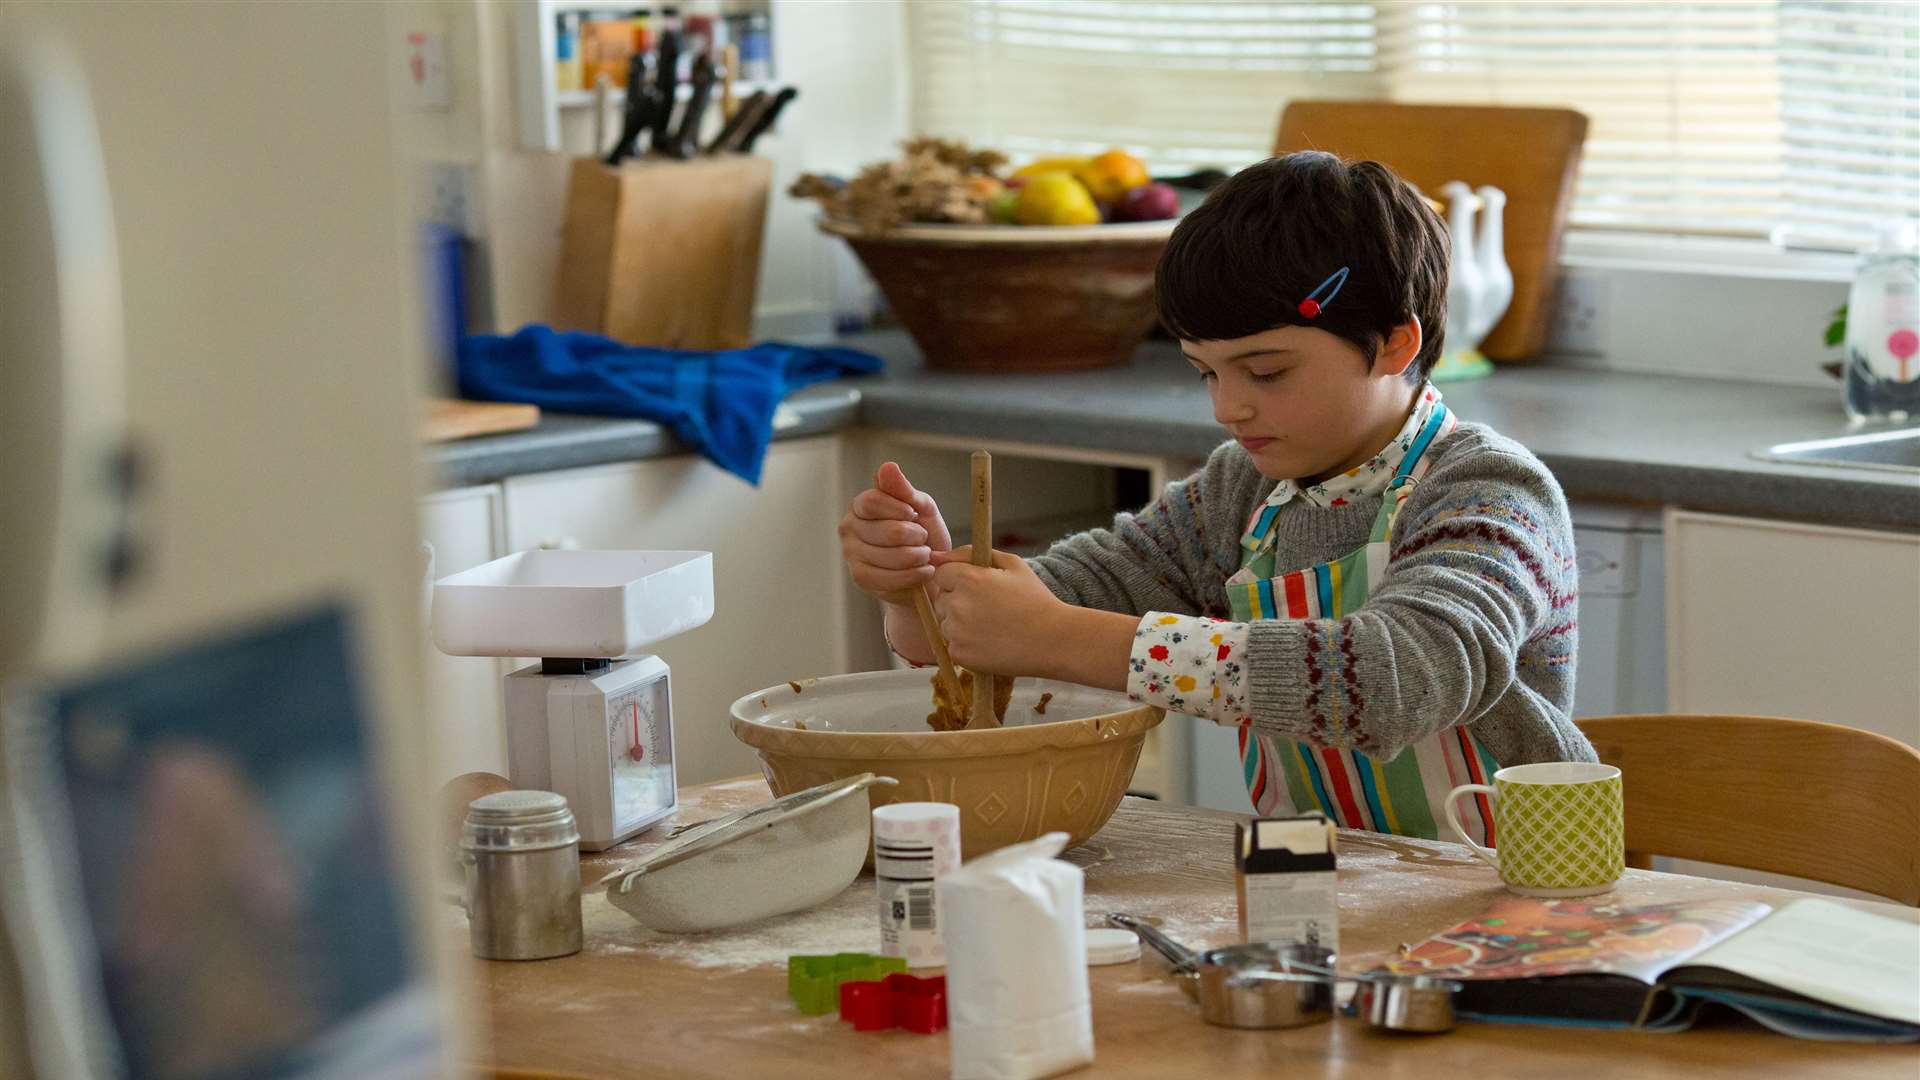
(729, 670, 1164, 860)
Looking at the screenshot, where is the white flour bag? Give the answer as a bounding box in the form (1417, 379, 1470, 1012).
(937, 832, 1092, 1080)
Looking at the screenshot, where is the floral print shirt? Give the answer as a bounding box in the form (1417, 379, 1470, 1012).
(1129, 612, 1251, 723)
(1253, 385, 1446, 515)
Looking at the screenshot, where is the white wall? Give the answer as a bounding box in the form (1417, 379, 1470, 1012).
(389, 0, 487, 171)
(757, 0, 911, 337)
(1543, 234, 1854, 389)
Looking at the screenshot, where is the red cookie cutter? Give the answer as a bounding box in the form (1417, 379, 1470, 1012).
(838, 972, 947, 1034)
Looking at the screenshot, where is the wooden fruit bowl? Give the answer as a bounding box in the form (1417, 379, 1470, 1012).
(820, 217, 1178, 372)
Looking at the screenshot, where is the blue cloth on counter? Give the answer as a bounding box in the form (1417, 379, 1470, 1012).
(456, 325, 883, 484)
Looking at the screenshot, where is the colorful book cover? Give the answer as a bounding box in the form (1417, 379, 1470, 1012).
(1382, 896, 1773, 986)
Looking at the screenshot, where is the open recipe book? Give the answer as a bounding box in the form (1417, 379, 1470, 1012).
(1381, 896, 1920, 1041)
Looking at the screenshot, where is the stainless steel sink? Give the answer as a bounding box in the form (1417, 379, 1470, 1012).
(1755, 425, 1920, 475)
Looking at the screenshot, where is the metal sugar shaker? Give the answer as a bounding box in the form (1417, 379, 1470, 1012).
(460, 790, 584, 961)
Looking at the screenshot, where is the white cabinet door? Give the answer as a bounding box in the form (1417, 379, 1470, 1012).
(420, 485, 510, 779)
(502, 437, 848, 785)
(1666, 509, 1920, 747)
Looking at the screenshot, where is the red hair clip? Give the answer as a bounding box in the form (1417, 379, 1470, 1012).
(1297, 267, 1349, 318)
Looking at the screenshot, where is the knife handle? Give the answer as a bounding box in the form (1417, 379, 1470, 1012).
(672, 57, 715, 160)
(720, 43, 739, 120)
(735, 86, 797, 155)
(705, 89, 769, 155)
(649, 30, 681, 154)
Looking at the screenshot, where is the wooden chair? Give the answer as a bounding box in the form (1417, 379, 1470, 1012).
(1575, 714, 1920, 907)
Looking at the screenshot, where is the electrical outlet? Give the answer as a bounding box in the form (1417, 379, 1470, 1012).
(1549, 270, 1609, 356)
(401, 29, 451, 110)
(423, 161, 473, 235)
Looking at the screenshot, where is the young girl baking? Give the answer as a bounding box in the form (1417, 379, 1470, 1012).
(838, 152, 1593, 844)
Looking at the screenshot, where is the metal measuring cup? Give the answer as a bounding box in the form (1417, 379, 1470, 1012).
(1109, 914, 1334, 1030)
(1224, 953, 1462, 1034)
(1108, 914, 1460, 1034)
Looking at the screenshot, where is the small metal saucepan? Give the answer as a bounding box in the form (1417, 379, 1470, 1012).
(1107, 913, 1460, 1034)
(1351, 973, 1462, 1033)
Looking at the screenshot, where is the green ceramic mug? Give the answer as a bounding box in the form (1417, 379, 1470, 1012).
(1444, 762, 1624, 897)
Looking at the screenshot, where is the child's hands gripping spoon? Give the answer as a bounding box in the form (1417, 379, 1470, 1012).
(838, 461, 1003, 730)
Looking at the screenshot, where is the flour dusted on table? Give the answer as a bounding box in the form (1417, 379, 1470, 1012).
(581, 885, 877, 969)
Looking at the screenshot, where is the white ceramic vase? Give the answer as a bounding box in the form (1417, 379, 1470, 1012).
(1470, 185, 1513, 343)
(1440, 181, 1486, 356)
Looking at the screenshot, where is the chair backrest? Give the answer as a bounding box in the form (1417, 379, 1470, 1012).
(1575, 714, 1920, 906)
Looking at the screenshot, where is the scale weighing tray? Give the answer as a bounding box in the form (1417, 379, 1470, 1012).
(431, 549, 713, 659)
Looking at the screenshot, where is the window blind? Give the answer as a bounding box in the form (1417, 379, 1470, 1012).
(1378, 2, 1784, 236)
(1775, 1, 1920, 251)
(907, 0, 1920, 247)
(907, 1, 1383, 174)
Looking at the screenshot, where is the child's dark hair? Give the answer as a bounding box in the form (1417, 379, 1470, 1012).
(1156, 152, 1450, 379)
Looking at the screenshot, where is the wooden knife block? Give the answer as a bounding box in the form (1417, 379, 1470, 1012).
(554, 155, 772, 351)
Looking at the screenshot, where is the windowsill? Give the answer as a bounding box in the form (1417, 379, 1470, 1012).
(1560, 231, 1857, 285)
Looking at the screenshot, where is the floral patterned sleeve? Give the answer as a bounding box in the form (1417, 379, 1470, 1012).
(1126, 611, 1254, 727)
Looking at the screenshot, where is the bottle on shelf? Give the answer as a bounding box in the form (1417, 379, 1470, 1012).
(628, 9, 653, 58)
(1842, 219, 1920, 423)
(579, 13, 635, 94)
(684, 13, 718, 61)
(554, 12, 582, 94)
(738, 11, 771, 82)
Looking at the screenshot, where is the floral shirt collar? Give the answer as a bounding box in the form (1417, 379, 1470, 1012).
(1260, 384, 1444, 512)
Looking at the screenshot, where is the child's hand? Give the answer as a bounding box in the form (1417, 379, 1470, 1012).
(839, 462, 953, 603)
(930, 546, 1066, 675)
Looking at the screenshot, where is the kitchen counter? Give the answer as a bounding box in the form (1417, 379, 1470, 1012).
(431, 381, 863, 488)
(430, 331, 1918, 530)
(467, 777, 1919, 1079)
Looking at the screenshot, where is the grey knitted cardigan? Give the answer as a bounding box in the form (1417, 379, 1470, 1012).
(1030, 423, 1595, 769)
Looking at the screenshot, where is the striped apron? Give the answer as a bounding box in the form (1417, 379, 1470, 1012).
(1225, 402, 1498, 844)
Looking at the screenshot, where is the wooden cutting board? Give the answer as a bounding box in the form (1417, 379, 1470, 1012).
(1275, 101, 1588, 362)
(421, 398, 540, 442)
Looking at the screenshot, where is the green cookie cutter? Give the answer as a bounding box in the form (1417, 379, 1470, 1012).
(788, 953, 909, 1015)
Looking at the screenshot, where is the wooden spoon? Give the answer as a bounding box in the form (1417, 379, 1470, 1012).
(910, 587, 966, 730)
(968, 450, 998, 729)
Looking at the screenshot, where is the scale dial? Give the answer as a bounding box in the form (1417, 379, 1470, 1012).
(604, 671, 672, 831)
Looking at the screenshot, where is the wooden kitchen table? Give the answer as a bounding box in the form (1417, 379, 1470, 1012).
(468, 778, 1918, 1079)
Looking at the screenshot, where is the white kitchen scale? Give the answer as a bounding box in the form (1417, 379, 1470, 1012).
(431, 549, 715, 850)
